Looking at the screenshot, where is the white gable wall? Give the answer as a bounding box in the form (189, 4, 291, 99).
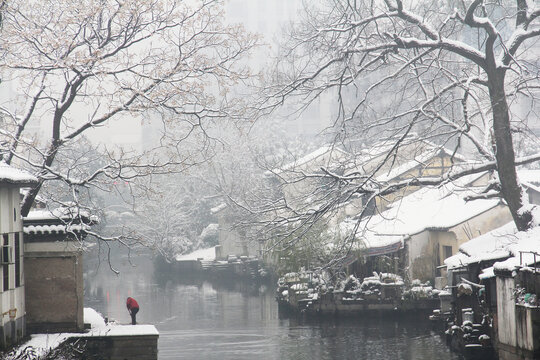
(0, 186, 26, 348)
(449, 204, 512, 250)
(406, 204, 512, 282)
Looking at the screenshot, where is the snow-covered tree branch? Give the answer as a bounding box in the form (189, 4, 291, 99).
(0, 0, 257, 248)
(258, 0, 540, 237)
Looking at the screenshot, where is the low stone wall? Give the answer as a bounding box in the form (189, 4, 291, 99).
(175, 259, 203, 272)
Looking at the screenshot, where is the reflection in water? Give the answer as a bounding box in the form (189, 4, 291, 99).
(84, 255, 460, 360)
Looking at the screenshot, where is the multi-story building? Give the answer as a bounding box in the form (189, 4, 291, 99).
(0, 162, 37, 349)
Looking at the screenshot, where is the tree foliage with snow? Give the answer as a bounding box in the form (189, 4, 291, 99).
(260, 0, 540, 235)
(130, 172, 220, 259)
(0, 0, 256, 245)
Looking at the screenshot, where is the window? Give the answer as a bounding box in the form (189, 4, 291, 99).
(15, 233, 21, 287)
(443, 245, 453, 260)
(3, 234, 8, 291)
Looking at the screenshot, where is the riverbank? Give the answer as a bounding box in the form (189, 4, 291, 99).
(2, 308, 158, 360)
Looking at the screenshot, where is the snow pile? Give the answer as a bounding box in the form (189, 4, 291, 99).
(290, 283, 308, 291)
(7, 333, 71, 359)
(84, 308, 106, 328)
(380, 273, 404, 285)
(340, 275, 363, 298)
(339, 272, 404, 301)
(402, 280, 436, 300)
(479, 267, 495, 280)
(361, 275, 382, 288)
(359, 275, 382, 300)
(25, 206, 96, 222)
(457, 283, 473, 297)
(276, 271, 328, 304)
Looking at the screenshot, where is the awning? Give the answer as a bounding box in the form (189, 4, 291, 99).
(364, 241, 403, 257)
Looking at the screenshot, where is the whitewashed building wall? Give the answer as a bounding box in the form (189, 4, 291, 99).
(0, 185, 26, 348)
(497, 276, 517, 348)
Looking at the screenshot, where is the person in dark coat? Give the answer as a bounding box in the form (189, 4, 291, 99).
(126, 297, 140, 325)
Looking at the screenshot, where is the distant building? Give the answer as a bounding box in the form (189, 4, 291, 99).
(212, 203, 260, 261)
(0, 162, 37, 349)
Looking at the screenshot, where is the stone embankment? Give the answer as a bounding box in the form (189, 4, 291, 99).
(277, 272, 440, 316)
(4, 308, 159, 360)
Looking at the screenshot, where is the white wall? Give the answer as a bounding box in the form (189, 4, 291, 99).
(0, 186, 26, 345)
(497, 276, 517, 347)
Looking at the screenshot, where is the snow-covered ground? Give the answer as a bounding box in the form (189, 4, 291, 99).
(7, 308, 158, 359)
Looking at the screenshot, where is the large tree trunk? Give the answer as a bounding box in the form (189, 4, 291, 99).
(488, 69, 532, 231)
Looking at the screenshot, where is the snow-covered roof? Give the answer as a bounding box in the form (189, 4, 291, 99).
(338, 177, 503, 252)
(23, 207, 97, 236)
(0, 162, 37, 186)
(175, 246, 216, 262)
(519, 169, 540, 194)
(270, 145, 350, 175)
(24, 207, 97, 223)
(24, 223, 90, 235)
(357, 136, 465, 164)
(444, 221, 517, 269)
(491, 225, 540, 273)
(375, 147, 461, 182)
(443, 211, 540, 278)
(518, 169, 540, 185)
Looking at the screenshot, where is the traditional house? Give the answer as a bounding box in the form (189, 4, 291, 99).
(519, 169, 540, 205)
(442, 168, 540, 284)
(0, 162, 37, 349)
(268, 145, 352, 213)
(268, 137, 465, 222)
(337, 174, 512, 284)
(23, 207, 95, 333)
(444, 221, 540, 359)
(492, 246, 540, 360)
(262, 138, 468, 272)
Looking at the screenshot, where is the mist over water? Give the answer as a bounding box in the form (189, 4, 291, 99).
(84, 254, 460, 360)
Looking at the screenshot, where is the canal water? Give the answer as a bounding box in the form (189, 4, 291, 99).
(84, 254, 461, 360)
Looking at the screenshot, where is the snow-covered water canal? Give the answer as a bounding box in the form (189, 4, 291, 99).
(84, 255, 460, 360)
